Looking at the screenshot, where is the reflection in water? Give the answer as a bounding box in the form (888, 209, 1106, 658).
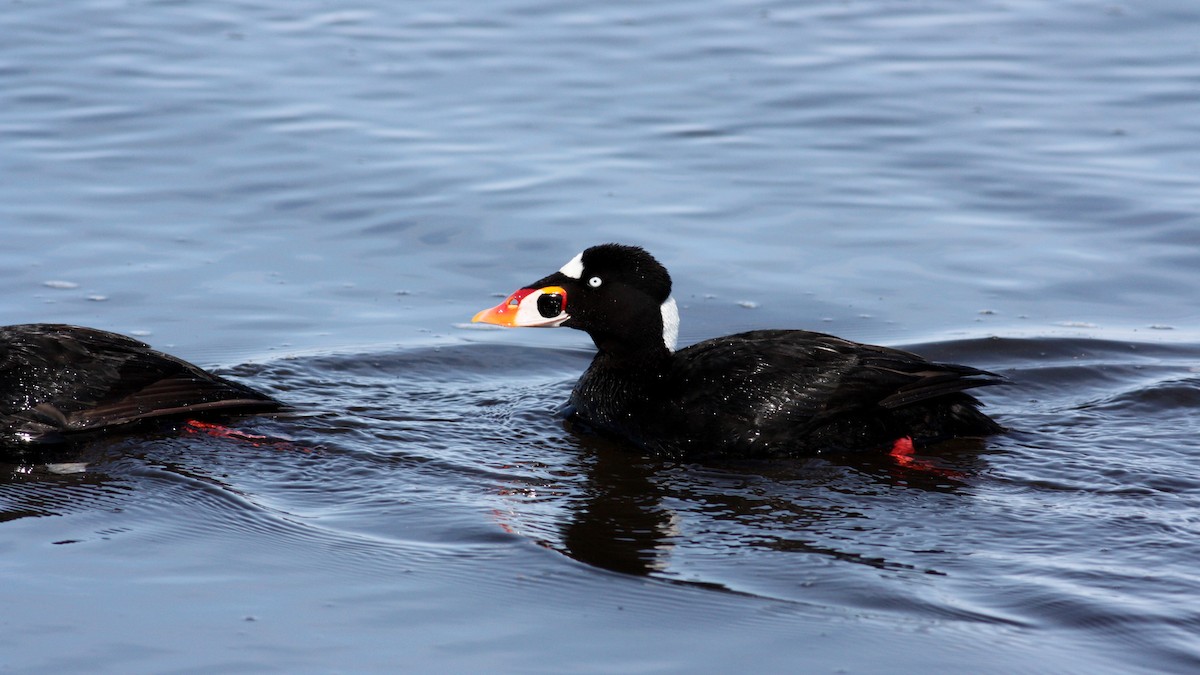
(560, 439, 677, 576)
(0, 424, 296, 527)
(1, 443, 131, 524)
(553, 429, 992, 580)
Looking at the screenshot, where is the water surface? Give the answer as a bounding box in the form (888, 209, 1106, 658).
(3, 1, 1199, 672)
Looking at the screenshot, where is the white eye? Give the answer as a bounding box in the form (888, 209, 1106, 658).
(587, 276, 602, 288)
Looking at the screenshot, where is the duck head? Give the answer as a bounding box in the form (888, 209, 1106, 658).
(473, 243, 680, 356)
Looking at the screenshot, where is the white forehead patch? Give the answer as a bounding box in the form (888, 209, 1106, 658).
(558, 252, 584, 279)
(660, 296, 679, 352)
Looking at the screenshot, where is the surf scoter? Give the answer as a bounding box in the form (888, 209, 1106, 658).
(473, 243, 1005, 457)
(1, 324, 280, 447)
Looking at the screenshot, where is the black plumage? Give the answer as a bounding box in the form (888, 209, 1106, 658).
(1, 324, 280, 447)
(474, 244, 1005, 457)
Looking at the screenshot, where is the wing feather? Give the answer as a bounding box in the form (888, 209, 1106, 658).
(1, 324, 279, 444)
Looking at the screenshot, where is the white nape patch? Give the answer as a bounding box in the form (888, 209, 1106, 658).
(558, 252, 584, 279)
(660, 296, 680, 352)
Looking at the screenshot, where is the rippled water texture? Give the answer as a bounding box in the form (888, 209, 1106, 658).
(3, 1, 1199, 672)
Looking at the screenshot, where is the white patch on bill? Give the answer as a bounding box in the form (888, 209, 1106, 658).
(558, 252, 584, 279)
(515, 288, 570, 327)
(660, 296, 679, 352)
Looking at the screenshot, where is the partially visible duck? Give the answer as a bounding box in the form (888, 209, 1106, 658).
(473, 243, 1004, 457)
(1, 324, 279, 447)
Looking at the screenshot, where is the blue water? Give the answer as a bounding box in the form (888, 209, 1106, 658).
(3, 1, 1199, 672)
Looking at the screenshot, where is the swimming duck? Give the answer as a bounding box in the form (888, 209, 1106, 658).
(1, 324, 279, 447)
(473, 243, 1004, 457)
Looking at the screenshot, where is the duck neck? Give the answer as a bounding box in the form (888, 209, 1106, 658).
(583, 295, 679, 371)
(591, 333, 672, 370)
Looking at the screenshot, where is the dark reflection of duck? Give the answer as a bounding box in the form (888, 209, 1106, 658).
(475, 243, 1005, 458)
(556, 431, 982, 579)
(558, 434, 676, 576)
(1, 448, 128, 523)
(1, 324, 280, 449)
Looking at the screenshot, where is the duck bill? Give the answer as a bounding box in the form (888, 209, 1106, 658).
(472, 286, 569, 327)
